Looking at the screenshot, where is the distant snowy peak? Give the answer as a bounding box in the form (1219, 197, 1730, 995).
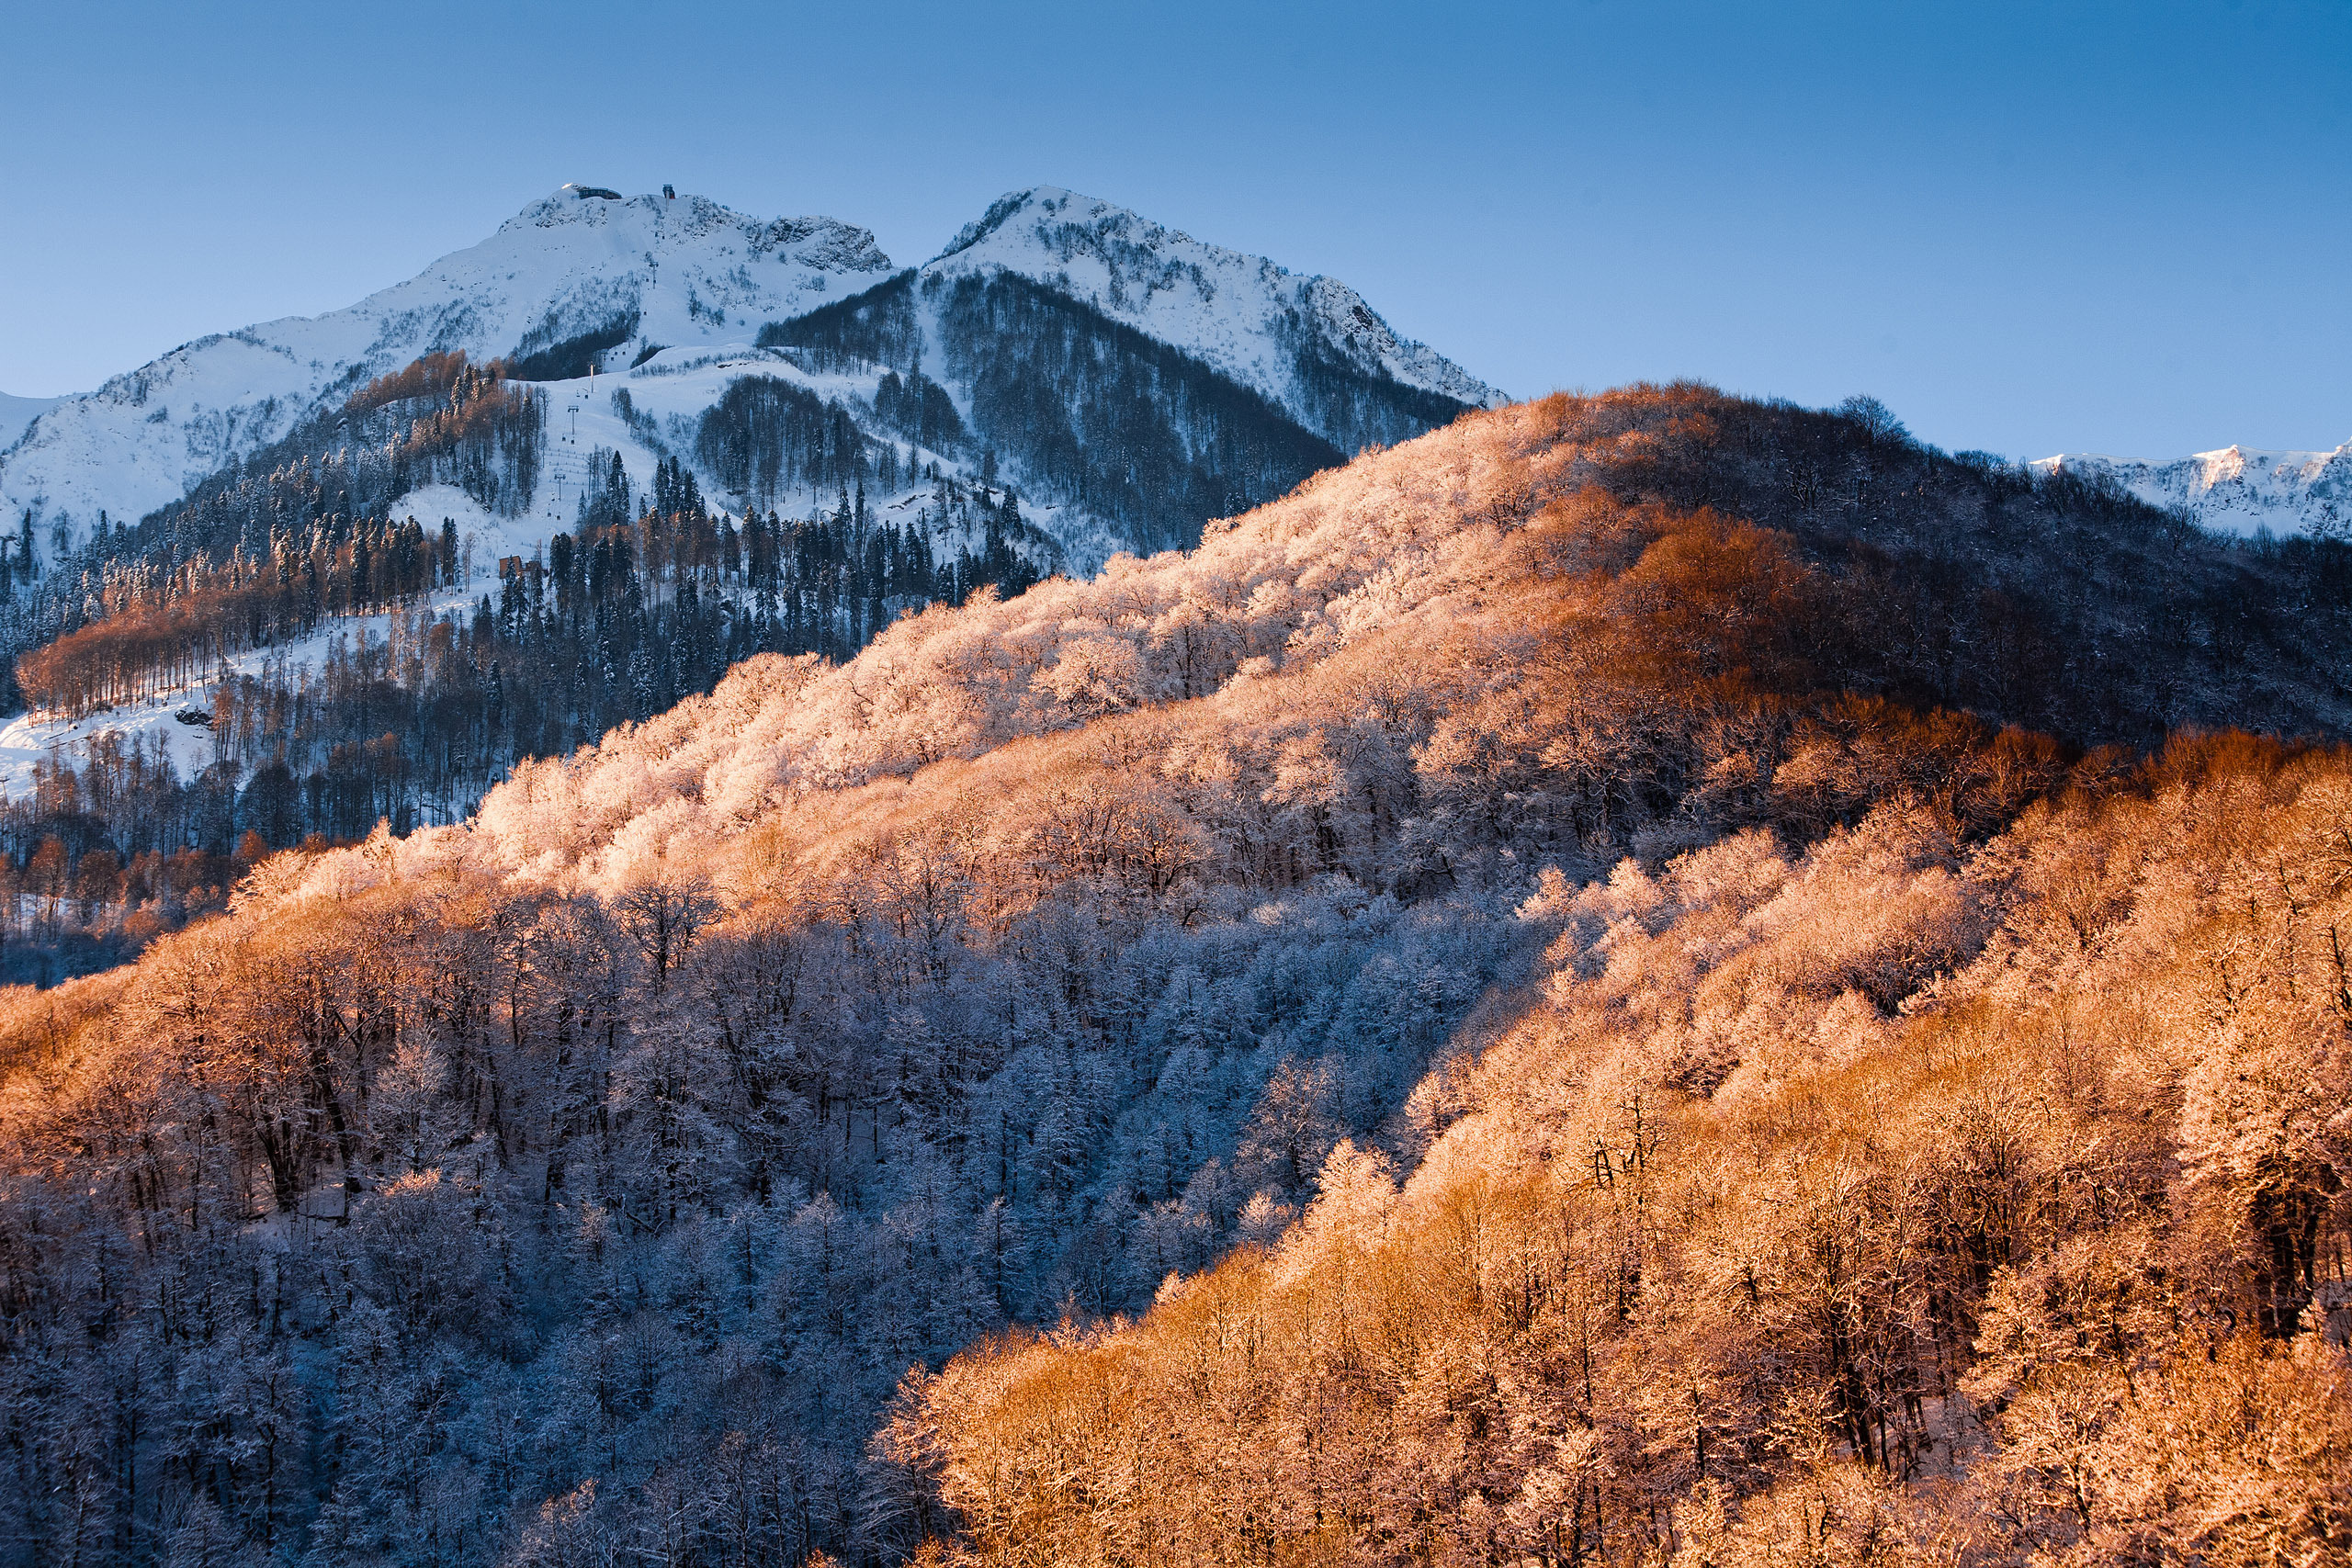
(2, 184, 1502, 571)
(2032, 442, 2352, 539)
(0, 187, 891, 550)
(925, 187, 1506, 424)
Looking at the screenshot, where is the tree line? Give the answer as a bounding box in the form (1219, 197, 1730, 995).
(16, 513, 452, 719)
(0, 353, 540, 710)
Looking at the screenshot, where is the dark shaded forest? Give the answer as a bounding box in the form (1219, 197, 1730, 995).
(935, 270, 1352, 556)
(762, 266, 1476, 557)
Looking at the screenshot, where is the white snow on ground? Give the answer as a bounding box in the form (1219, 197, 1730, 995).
(530, 350, 1094, 569)
(0, 341, 1084, 805)
(0, 468, 576, 807)
(0, 393, 62, 455)
(2031, 441, 2352, 538)
(0, 187, 895, 558)
(925, 186, 1508, 429)
(0, 609, 445, 806)
(0, 694, 220, 801)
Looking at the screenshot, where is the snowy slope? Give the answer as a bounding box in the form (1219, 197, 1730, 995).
(0, 341, 1072, 805)
(0, 467, 571, 807)
(924, 187, 1506, 432)
(6, 183, 1506, 585)
(0, 393, 62, 455)
(0, 187, 892, 556)
(0, 539, 513, 810)
(2031, 442, 2352, 539)
(488, 347, 1073, 563)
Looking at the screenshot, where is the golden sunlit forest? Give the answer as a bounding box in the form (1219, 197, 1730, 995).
(0, 388, 2346, 1565)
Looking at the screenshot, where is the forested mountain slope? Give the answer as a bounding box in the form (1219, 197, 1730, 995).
(0, 188, 1493, 963)
(924, 186, 1504, 447)
(897, 731, 2352, 1568)
(0, 388, 2346, 1565)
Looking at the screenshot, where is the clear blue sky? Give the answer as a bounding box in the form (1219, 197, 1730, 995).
(3, 0, 2346, 460)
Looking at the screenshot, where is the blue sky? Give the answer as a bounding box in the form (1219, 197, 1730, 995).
(3, 0, 2345, 459)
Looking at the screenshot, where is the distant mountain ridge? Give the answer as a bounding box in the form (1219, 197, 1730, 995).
(0, 187, 895, 552)
(2031, 439, 2352, 539)
(0, 185, 1498, 570)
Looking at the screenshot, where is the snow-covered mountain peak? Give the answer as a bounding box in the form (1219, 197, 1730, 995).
(924, 186, 1505, 423)
(2032, 440, 2352, 538)
(502, 183, 639, 230)
(1, 182, 1501, 576)
(496, 186, 890, 273)
(0, 189, 894, 551)
(934, 186, 1197, 265)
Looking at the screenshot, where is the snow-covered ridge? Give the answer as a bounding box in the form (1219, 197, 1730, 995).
(1, 183, 1507, 577)
(924, 186, 1507, 429)
(0, 186, 895, 556)
(0, 393, 61, 455)
(2031, 442, 2352, 539)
